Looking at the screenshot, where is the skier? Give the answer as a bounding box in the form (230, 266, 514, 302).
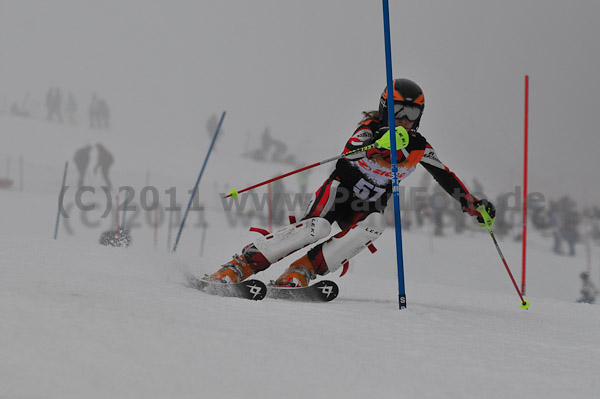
(208, 79, 496, 287)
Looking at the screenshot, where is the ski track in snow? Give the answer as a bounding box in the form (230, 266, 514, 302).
(2, 228, 600, 399)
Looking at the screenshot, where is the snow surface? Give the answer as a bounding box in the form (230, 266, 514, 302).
(2, 115, 600, 399)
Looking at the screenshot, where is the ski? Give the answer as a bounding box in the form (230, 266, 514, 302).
(267, 280, 339, 302)
(188, 276, 267, 301)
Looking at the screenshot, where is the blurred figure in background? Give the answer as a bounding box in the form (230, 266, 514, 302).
(247, 127, 293, 164)
(89, 94, 100, 128)
(297, 170, 310, 199)
(73, 144, 92, 187)
(430, 185, 447, 236)
(493, 193, 509, 237)
(256, 128, 272, 161)
(560, 196, 580, 256)
(270, 178, 286, 226)
(46, 87, 63, 122)
(452, 206, 466, 234)
(549, 201, 564, 255)
(98, 98, 110, 129)
(577, 272, 598, 304)
(94, 143, 114, 190)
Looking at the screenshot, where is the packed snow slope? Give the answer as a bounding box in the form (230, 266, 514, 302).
(2, 226, 600, 399)
(2, 115, 600, 399)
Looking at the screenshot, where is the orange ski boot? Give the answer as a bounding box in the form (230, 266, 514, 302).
(209, 254, 254, 284)
(274, 254, 316, 287)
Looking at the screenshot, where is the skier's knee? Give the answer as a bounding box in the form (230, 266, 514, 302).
(252, 217, 331, 264)
(316, 212, 385, 274)
(359, 212, 386, 238)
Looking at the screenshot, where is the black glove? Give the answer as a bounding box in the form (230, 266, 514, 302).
(474, 199, 496, 224)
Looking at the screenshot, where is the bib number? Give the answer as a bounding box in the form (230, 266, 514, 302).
(353, 178, 386, 202)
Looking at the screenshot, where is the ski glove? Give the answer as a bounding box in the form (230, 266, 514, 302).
(474, 199, 496, 225)
(343, 126, 409, 161)
(375, 126, 409, 150)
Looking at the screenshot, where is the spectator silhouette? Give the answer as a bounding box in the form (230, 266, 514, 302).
(46, 87, 63, 122)
(270, 138, 287, 163)
(94, 143, 114, 190)
(430, 185, 447, 236)
(270, 178, 286, 226)
(73, 145, 93, 187)
(297, 170, 310, 198)
(560, 196, 579, 256)
(549, 201, 563, 254)
(250, 128, 272, 161)
(494, 193, 510, 237)
(248, 127, 291, 163)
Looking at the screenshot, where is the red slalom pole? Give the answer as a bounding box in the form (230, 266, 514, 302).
(522, 75, 529, 296)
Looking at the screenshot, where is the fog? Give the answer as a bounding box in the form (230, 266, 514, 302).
(2, 0, 599, 205)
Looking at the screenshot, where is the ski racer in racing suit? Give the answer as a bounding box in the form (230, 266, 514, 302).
(209, 79, 496, 287)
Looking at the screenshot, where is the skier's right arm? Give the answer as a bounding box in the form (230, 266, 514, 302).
(342, 128, 374, 160)
(342, 120, 385, 160)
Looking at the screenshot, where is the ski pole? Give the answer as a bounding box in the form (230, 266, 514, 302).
(225, 127, 409, 199)
(173, 111, 226, 252)
(478, 205, 530, 310)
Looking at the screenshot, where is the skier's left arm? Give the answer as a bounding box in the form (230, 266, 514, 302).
(420, 143, 495, 223)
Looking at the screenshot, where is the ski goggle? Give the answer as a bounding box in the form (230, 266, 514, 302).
(393, 103, 422, 121)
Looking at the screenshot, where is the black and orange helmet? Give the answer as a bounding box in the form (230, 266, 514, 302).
(379, 78, 425, 129)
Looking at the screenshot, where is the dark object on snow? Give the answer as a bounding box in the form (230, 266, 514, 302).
(99, 228, 132, 247)
(577, 272, 598, 304)
(0, 178, 14, 188)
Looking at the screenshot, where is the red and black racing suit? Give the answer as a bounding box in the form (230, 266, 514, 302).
(303, 118, 481, 230)
(244, 118, 482, 275)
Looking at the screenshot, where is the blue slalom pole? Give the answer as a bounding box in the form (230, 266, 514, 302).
(54, 161, 69, 240)
(382, 0, 407, 309)
(172, 111, 226, 253)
